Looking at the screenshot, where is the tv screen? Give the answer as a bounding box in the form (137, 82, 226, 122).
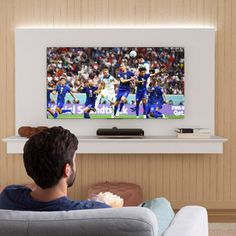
(47, 47, 184, 119)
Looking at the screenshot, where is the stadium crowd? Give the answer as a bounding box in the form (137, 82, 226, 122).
(47, 47, 184, 96)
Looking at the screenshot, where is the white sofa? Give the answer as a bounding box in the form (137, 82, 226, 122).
(0, 205, 208, 236)
(163, 205, 208, 236)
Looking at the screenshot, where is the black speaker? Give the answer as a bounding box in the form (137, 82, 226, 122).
(97, 127, 144, 137)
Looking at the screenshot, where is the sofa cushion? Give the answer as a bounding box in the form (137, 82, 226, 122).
(0, 207, 158, 236)
(142, 197, 175, 236)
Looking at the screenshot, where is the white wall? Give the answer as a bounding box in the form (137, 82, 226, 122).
(15, 28, 215, 136)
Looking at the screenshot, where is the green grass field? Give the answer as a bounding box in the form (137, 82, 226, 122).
(48, 114, 184, 119)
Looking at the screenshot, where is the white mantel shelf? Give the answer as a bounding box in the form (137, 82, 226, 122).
(2, 135, 227, 154)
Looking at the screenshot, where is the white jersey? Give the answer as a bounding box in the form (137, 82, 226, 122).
(100, 75, 116, 103)
(101, 75, 116, 91)
(95, 74, 116, 117)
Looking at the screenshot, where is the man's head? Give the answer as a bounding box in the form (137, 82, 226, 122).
(137, 55, 144, 63)
(23, 126, 78, 189)
(120, 64, 126, 72)
(48, 81, 55, 88)
(88, 79, 94, 87)
(103, 67, 109, 78)
(138, 67, 146, 77)
(60, 77, 67, 86)
(150, 77, 157, 86)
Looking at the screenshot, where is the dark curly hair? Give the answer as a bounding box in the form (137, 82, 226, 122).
(23, 126, 78, 189)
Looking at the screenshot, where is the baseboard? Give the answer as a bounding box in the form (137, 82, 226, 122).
(208, 209, 236, 222)
(172, 201, 236, 209)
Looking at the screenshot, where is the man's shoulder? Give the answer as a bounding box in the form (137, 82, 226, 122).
(0, 184, 31, 200)
(128, 71, 135, 76)
(67, 199, 111, 211)
(110, 75, 115, 80)
(117, 72, 122, 77)
(1, 184, 30, 193)
(0, 184, 32, 210)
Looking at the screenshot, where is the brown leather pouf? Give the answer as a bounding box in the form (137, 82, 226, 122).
(87, 182, 143, 206)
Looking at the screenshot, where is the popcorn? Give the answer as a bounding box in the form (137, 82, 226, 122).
(91, 192, 124, 208)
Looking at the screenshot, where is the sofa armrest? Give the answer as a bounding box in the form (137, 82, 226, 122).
(163, 206, 208, 236)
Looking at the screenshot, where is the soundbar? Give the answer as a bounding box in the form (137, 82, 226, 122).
(97, 127, 144, 138)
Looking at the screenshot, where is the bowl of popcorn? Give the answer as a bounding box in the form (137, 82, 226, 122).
(90, 192, 124, 208)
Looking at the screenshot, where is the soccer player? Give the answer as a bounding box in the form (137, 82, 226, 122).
(47, 81, 56, 117)
(78, 79, 100, 119)
(135, 67, 149, 118)
(95, 67, 118, 118)
(146, 78, 166, 119)
(114, 64, 135, 117)
(53, 77, 78, 119)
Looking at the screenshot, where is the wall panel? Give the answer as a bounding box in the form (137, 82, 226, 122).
(231, 0, 236, 201)
(0, 0, 235, 210)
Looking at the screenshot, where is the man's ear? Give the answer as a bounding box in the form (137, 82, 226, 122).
(64, 163, 71, 177)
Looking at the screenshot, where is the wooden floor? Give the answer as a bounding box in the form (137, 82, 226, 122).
(209, 223, 236, 236)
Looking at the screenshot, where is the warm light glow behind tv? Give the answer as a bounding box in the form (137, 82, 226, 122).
(47, 47, 184, 119)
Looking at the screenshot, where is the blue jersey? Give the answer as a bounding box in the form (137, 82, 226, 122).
(136, 74, 150, 93)
(155, 86, 164, 103)
(56, 85, 71, 108)
(81, 86, 98, 107)
(117, 71, 134, 92)
(148, 86, 164, 104)
(56, 85, 71, 103)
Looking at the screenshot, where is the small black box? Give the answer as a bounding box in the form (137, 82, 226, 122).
(176, 128, 194, 133)
(97, 127, 144, 137)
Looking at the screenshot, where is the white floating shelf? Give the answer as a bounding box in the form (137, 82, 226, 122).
(2, 135, 227, 154)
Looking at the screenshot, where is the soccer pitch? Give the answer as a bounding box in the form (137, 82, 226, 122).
(48, 114, 184, 119)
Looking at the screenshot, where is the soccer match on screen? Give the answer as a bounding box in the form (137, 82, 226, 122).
(47, 47, 184, 119)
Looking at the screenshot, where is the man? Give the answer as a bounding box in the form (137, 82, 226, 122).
(53, 76, 78, 118)
(47, 80, 56, 117)
(95, 67, 117, 118)
(134, 67, 149, 118)
(0, 127, 175, 233)
(146, 78, 166, 119)
(0, 127, 110, 211)
(78, 79, 101, 119)
(114, 64, 135, 117)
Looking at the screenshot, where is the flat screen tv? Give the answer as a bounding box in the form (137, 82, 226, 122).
(47, 47, 184, 119)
